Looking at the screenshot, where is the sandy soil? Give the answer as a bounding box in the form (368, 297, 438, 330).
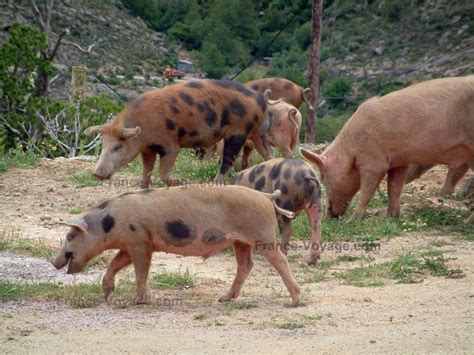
(0, 158, 473, 353)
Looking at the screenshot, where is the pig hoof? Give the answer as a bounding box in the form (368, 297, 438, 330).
(307, 256, 320, 265)
(218, 296, 234, 303)
(133, 295, 148, 305)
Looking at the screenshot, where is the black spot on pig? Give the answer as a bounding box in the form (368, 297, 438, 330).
(149, 144, 166, 157)
(281, 183, 289, 194)
(205, 109, 217, 127)
(97, 200, 109, 209)
(282, 200, 296, 211)
(128, 224, 136, 232)
(213, 80, 253, 96)
(102, 214, 115, 233)
(255, 176, 266, 191)
(197, 102, 206, 112)
(164, 219, 196, 246)
(270, 162, 283, 180)
(190, 130, 198, 137)
(284, 82, 294, 90)
(165, 119, 176, 130)
(202, 228, 226, 245)
(65, 251, 73, 260)
(179, 92, 195, 106)
(186, 81, 203, 89)
(221, 107, 230, 127)
(169, 104, 180, 114)
(229, 99, 246, 117)
(274, 179, 281, 190)
(251, 84, 259, 91)
(245, 122, 254, 134)
(178, 127, 187, 138)
(294, 170, 306, 185)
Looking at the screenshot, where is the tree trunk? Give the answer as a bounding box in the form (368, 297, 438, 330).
(305, 0, 323, 144)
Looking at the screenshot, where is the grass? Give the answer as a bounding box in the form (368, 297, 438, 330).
(277, 321, 305, 330)
(149, 269, 195, 289)
(0, 144, 40, 174)
(0, 278, 138, 308)
(337, 249, 463, 287)
(69, 170, 102, 187)
(0, 232, 57, 259)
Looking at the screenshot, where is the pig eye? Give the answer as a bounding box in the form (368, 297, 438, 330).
(67, 233, 75, 242)
(113, 144, 123, 152)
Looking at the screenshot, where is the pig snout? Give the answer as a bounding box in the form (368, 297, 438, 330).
(93, 163, 113, 181)
(52, 251, 73, 270)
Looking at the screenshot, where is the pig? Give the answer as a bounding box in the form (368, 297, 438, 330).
(233, 158, 322, 264)
(52, 185, 301, 306)
(85, 80, 272, 187)
(240, 92, 302, 169)
(300, 76, 474, 221)
(245, 77, 313, 110)
(405, 162, 471, 196)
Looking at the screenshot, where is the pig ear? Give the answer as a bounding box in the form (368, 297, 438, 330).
(84, 125, 105, 136)
(300, 148, 326, 171)
(121, 126, 141, 139)
(64, 218, 88, 233)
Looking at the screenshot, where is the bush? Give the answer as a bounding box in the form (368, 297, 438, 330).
(316, 112, 351, 143)
(323, 77, 353, 108)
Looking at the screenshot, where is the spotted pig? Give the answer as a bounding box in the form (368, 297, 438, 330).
(52, 185, 300, 306)
(234, 158, 323, 264)
(85, 80, 272, 187)
(245, 77, 313, 110)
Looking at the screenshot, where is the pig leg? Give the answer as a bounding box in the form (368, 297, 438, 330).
(277, 215, 292, 256)
(141, 150, 157, 188)
(387, 166, 409, 217)
(102, 250, 132, 301)
(218, 241, 253, 302)
(405, 164, 433, 184)
(250, 134, 273, 161)
(215, 135, 247, 182)
(130, 248, 152, 304)
(440, 164, 469, 196)
(305, 204, 322, 264)
(240, 141, 254, 170)
(351, 169, 386, 221)
(158, 147, 180, 186)
(259, 244, 300, 306)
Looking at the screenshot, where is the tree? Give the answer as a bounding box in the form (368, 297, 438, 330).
(198, 42, 226, 79)
(305, 0, 323, 144)
(30, 0, 68, 97)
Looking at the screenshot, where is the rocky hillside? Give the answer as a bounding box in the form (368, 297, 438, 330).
(0, 0, 174, 76)
(321, 0, 473, 86)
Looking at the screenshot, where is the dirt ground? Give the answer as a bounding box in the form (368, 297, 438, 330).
(0, 158, 473, 353)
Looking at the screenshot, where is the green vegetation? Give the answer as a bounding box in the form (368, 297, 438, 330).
(0, 234, 57, 259)
(69, 170, 102, 188)
(149, 269, 195, 289)
(337, 249, 463, 287)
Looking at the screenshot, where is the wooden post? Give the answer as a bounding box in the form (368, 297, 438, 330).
(71, 66, 88, 99)
(305, 0, 323, 144)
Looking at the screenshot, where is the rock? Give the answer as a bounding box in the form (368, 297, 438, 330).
(438, 31, 450, 48)
(373, 47, 384, 56)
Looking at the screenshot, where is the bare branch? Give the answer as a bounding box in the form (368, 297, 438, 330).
(48, 29, 68, 60)
(62, 40, 97, 53)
